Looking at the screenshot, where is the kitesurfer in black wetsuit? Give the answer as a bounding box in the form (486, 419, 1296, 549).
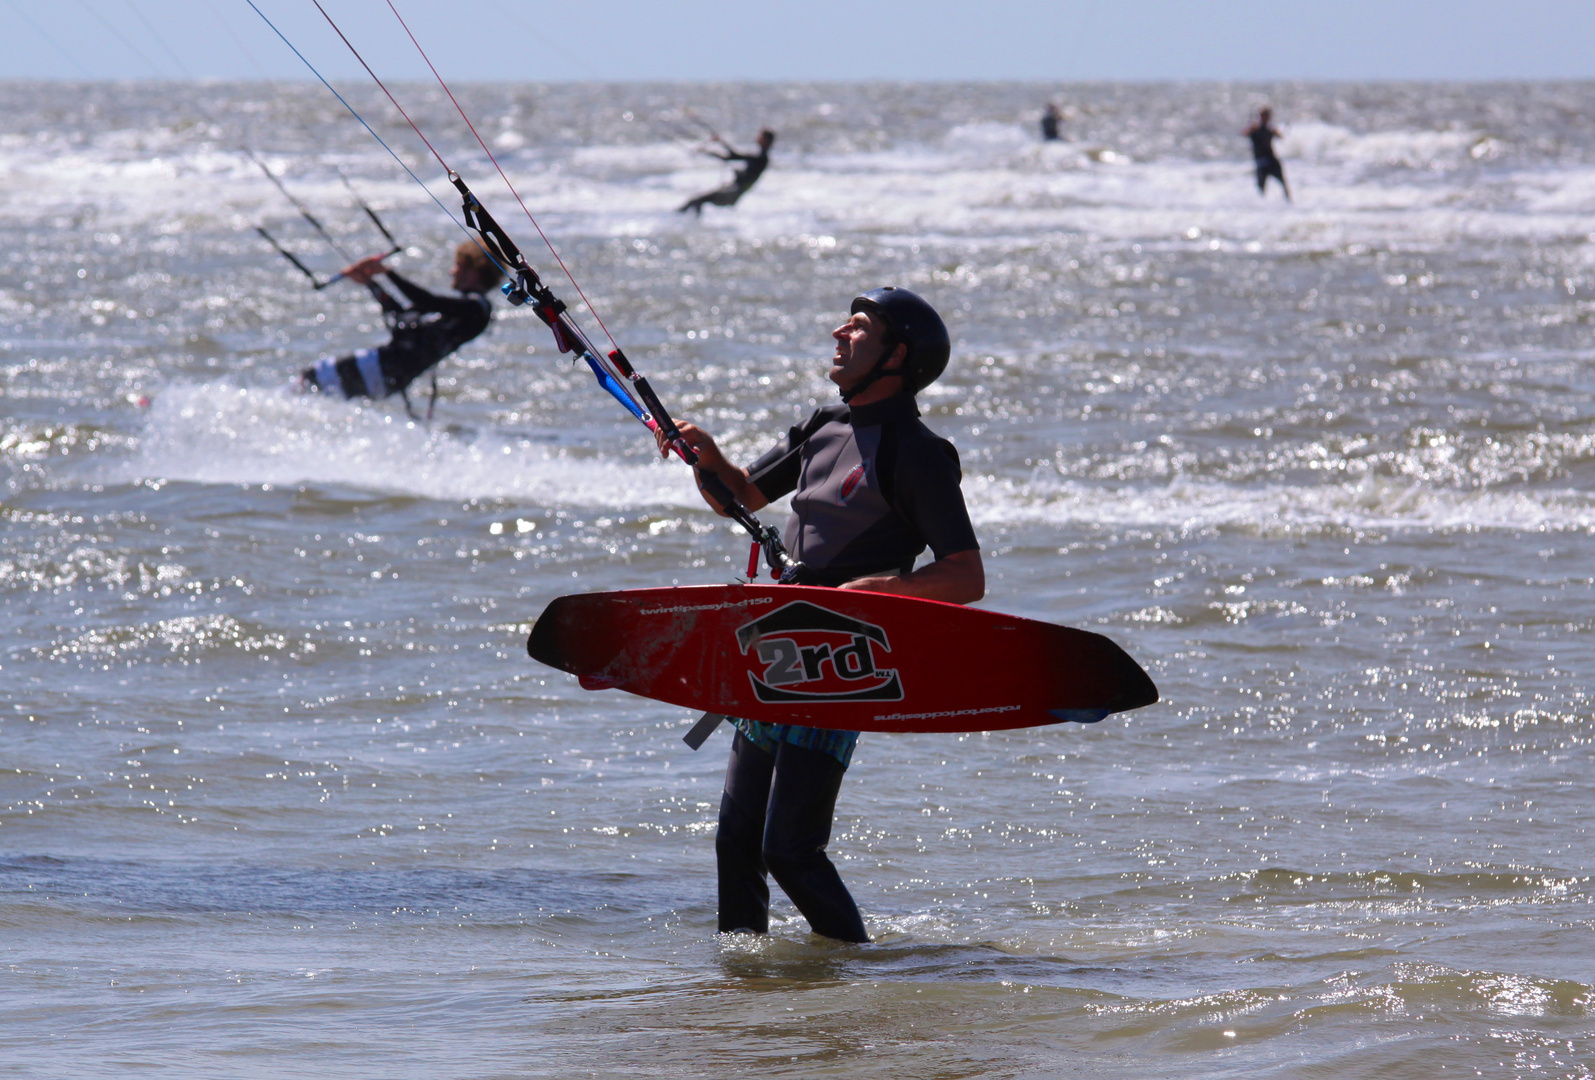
(658, 288, 984, 943)
(297, 241, 501, 411)
(678, 128, 775, 215)
(1041, 102, 1063, 142)
(1246, 107, 1290, 201)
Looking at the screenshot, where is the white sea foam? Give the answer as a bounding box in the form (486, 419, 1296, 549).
(113, 381, 695, 509)
(4, 112, 1592, 253)
(1280, 121, 1480, 170)
(1515, 166, 1595, 215)
(569, 140, 701, 174)
(95, 382, 1595, 535)
(964, 473, 1595, 536)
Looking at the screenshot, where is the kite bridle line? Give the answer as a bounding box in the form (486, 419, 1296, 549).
(242, 0, 509, 278)
(253, 154, 403, 291)
(340, 168, 403, 251)
(253, 154, 404, 291)
(245, 0, 799, 581)
(65, 0, 398, 292)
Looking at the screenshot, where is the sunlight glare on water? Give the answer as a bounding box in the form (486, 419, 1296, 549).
(2, 79, 1594, 1078)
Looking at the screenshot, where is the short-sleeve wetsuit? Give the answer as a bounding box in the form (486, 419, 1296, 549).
(740, 392, 980, 764)
(713, 391, 978, 941)
(302, 271, 492, 400)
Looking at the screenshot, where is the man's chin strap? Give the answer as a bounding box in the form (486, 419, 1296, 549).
(838, 344, 904, 404)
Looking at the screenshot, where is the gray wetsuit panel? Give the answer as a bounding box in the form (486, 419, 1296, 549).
(747, 394, 978, 587)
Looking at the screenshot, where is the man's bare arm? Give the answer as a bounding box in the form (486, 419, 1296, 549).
(839, 548, 984, 605)
(655, 421, 769, 515)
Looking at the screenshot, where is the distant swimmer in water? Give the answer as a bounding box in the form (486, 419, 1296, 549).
(297, 242, 501, 417)
(1041, 102, 1063, 142)
(1245, 107, 1290, 201)
(678, 128, 775, 215)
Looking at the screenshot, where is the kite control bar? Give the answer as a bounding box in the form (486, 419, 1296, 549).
(450, 172, 800, 581)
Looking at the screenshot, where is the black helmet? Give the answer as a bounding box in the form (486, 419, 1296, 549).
(850, 286, 950, 396)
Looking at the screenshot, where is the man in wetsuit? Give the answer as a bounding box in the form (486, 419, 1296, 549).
(1245, 107, 1291, 201)
(659, 287, 984, 942)
(298, 241, 501, 413)
(678, 128, 776, 215)
(1041, 102, 1063, 142)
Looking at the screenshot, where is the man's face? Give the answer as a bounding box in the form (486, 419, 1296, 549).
(829, 309, 900, 392)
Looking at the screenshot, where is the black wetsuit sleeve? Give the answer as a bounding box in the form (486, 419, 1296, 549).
(383, 270, 488, 322)
(746, 405, 846, 503)
(367, 280, 405, 315)
(888, 434, 979, 561)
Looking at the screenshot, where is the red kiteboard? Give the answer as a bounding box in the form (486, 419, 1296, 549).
(526, 584, 1157, 735)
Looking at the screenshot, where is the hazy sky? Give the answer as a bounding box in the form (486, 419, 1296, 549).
(3, 0, 1593, 82)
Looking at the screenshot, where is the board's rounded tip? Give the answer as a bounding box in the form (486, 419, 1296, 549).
(527, 602, 563, 665)
(1117, 670, 1160, 713)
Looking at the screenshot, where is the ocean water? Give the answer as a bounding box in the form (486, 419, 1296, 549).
(3, 78, 1594, 1078)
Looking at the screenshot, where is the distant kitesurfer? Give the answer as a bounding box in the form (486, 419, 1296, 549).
(1245, 107, 1290, 201)
(1041, 102, 1063, 142)
(297, 242, 501, 413)
(659, 287, 984, 943)
(677, 128, 775, 215)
